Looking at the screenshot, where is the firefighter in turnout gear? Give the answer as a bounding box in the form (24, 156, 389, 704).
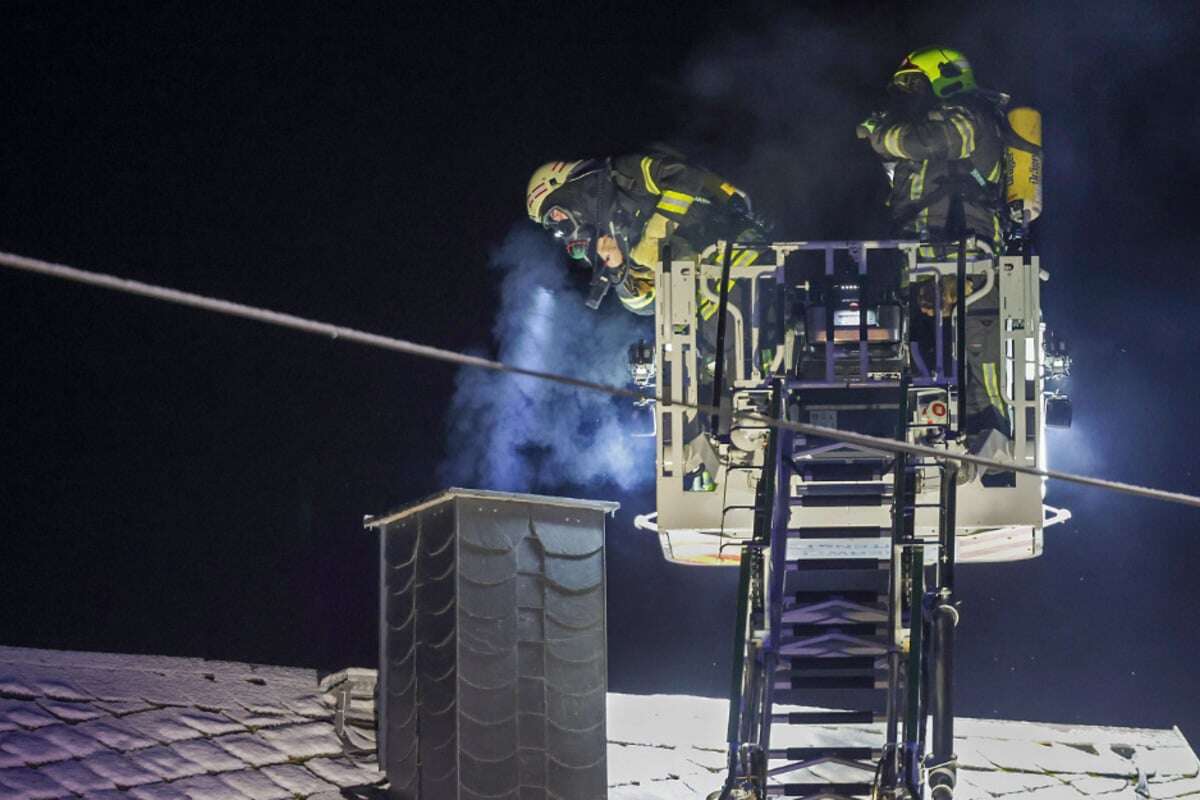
(860, 46, 1013, 478)
(916, 274, 1011, 480)
(526, 152, 761, 316)
(857, 46, 1007, 254)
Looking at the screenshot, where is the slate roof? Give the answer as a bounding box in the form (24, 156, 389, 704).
(0, 646, 383, 799)
(605, 694, 1200, 799)
(3, 646, 1197, 799)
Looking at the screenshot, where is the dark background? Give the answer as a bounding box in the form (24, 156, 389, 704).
(3, 0, 1198, 742)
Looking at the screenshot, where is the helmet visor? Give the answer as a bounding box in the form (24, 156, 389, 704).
(890, 70, 928, 94)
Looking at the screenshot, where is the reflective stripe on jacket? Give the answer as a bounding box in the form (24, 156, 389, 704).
(607, 153, 745, 312)
(867, 99, 1005, 247)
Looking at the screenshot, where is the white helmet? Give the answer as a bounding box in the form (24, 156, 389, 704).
(526, 160, 586, 221)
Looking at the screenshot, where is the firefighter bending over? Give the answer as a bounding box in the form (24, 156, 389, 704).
(859, 47, 1014, 479)
(525, 151, 761, 316)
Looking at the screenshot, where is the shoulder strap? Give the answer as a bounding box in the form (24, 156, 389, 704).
(893, 160, 1007, 227)
(1004, 127, 1041, 154)
(985, 95, 1043, 155)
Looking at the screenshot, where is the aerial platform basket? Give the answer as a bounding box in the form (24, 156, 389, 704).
(639, 239, 1070, 567)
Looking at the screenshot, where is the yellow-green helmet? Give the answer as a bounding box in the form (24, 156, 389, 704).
(892, 46, 976, 98)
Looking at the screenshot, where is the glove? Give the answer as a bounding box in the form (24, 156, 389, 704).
(586, 259, 627, 310)
(710, 191, 772, 242)
(728, 191, 751, 219)
(856, 111, 888, 140)
(622, 265, 654, 297)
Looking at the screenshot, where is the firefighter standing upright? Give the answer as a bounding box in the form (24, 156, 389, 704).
(858, 47, 1015, 478)
(857, 46, 1008, 253)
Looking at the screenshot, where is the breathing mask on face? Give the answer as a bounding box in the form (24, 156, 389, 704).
(542, 206, 595, 261)
(566, 233, 595, 260)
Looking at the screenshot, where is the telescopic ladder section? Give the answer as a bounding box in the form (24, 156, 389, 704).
(766, 382, 914, 799)
(732, 386, 959, 800)
(719, 241, 963, 800)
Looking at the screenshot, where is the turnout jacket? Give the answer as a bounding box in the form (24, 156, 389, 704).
(865, 97, 1006, 249)
(554, 152, 747, 314)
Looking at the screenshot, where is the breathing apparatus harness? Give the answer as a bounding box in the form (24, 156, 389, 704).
(886, 90, 1041, 250)
(582, 166, 641, 309)
(542, 158, 641, 310)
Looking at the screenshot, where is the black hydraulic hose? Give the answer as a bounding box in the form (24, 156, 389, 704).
(710, 239, 735, 434)
(956, 235, 968, 435)
(718, 547, 754, 800)
(931, 603, 957, 758)
(929, 601, 959, 800)
(759, 388, 792, 755)
(931, 462, 959, 798)
(940, 466, 958, 593)
(919, 602, 933, 753)
(719, 393, 779, 800)
(882, 377, 911, 792)
(903, 546, 925, 796)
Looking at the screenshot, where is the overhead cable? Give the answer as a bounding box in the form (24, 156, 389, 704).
(2, 249, 1198, 510)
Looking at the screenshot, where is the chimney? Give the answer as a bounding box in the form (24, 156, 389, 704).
(365, 489, 617, 800)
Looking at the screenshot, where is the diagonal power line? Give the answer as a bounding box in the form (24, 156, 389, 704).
(2, 249, 1198, 510)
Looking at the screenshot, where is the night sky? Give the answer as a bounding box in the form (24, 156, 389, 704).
(3, 0, 1199, 745)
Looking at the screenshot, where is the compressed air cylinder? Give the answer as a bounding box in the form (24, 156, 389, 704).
(1006, 106, 1043, 223)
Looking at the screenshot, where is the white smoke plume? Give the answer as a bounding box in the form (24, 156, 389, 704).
(439, 225, 655, 493)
